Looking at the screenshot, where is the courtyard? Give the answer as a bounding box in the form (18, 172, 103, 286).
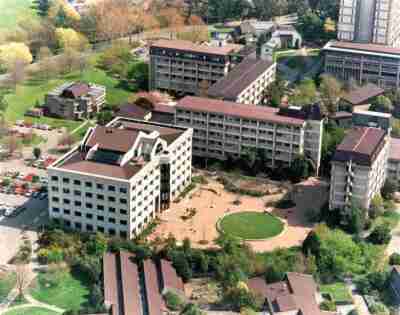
(150, 172, 314, 252)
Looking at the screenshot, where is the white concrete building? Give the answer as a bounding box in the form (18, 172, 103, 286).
(175, 97, 324, 172)
(329, 127, 389, 210)
(387, 138, 400, 189)
(48, 117, 193, 238)
(338, 0, 400, 47)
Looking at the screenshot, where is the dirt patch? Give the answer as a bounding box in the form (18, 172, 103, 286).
(186, 278, 222, 308)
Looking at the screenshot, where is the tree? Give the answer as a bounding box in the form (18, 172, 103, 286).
(164, 290, 184, 311)
(288, 154, 312, 182)
(55, 28, 89, 52)
(171, 251, 192, 281)
(389, 253, 400, 265)
(33, 0, 51, 17)
(128, 62, 149, 90)
(15, 264, 29, 297)
(381, 179, 396, 200)
(290, 78, 317, 107)
(368, 225, 392, 245)
(369, 194, 384, 219)
(48, 0, 80, 28)
(370, 95, 393, 113)
(33, 147, 42, 160)
(347, 203, 366, 235)
(296, 10, 324, 42)
(181, 303, 203, 315)
(320, 75, 342, 115)
(0, 43, 32, 71)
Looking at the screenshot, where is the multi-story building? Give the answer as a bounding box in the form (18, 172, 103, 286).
(45, 82, 106, 120)
(149, 39, 243, 96)
(48, 117, 193, 238)
(175, 96, 324, 172)
(323, 41, 400, 89)
(207, 57, 276, 105)
(338, 0, 400, 47)
(329, 127, 389, 210)
(387, 138, 400, 189)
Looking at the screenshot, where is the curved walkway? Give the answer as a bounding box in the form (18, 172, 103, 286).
(1, 294, 64, 314)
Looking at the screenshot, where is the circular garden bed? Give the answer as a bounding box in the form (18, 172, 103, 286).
(218, 211, 284, 240)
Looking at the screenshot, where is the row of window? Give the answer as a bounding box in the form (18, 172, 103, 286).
(50, 177, 127, 193)
(51, 196, 127, 206)
(52, 207, 128, 225)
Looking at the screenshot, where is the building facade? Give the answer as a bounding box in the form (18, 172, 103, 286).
(323, 41, 400, 89)
(48, 117, 193, 238)
(45, 82, 106, 120)
(338, 0, 400, 47)
(175, 96, 324, 172)
(329, 127, 389, 210)
(149, 39, 242, 96)
(207, 57, 276, 105)
(387, 138, 400, 189)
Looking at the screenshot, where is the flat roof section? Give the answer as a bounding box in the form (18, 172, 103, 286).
(103, 253, 121, 315)
(120, 252, 142, 315)
(324, 41, 400, 59)
(208, 58, 275, 101)
(177, 96, 305, 126)
(151, 39, 242, 56)
(333, 127, 387, 165)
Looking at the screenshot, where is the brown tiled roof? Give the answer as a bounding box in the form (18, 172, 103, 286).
(286, 272, 317, 297)
(389, 138, 400, 161)
(62, 83, 90, 98)
(120, 252, 141, 315)
(333, 127, 387, 165)
(57, 150, 143, 179)
(116, 103, 151, 120)
(122, 121, 183, 145)
(160, 260, 184, 293)
(103, 253, 121, 315)
(327, 41, 400, 56)
(151, 39, 242, 56)
(143, 260, 166, 315)
(208, 58, 275, 100)
(86, 126, 139, 153)
(177, 96, 305, 126)
(342, 84, 385, 106)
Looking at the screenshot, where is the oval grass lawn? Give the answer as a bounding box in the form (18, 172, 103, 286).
(219, 211, 284, 240)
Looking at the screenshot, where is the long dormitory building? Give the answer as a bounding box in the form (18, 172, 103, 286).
(48, 117, 193, 239)
(175, 96, 324, 172)
(149, 39, 243, 96)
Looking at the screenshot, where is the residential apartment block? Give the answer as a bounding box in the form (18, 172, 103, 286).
(338, 0, 400, 47)
(48, 117, 193, 238)
(45, 82, 106, 120)
(149, 39, 242, 96)
(323, 41, 400, 89)
(329, 127, 389, 210)
(207, 57, 276, 105)
(387, 138, 400, 189)
(175, 97, 324, 172)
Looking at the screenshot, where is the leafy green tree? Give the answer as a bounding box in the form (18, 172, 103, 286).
(97, 111, 114, 126)
(290, 78, 317, 106)
(381, 179, 396, 200)
(128, 62, 149, 91)
(33, 0, 51, 17)
(389, 253, 400, 265)
(367, 225, 392, 245)
(181, 303, 203, 315)
(172, 251, 193, 282)
(370, 95, 393, 113)
(296, 11, 324, 42)
(164, 291, 184, 311)
(347, 203, 366, 235)
(302, 231, 321, 257)
(86, 233, 108, 256)
(33, 147, 41, 160)
(289, 154, 312, 182)
(320, 75, 342, 115)
(89, 284, 104, 309)
(265, 264, 285, 283)
(369, 194, 385, 219)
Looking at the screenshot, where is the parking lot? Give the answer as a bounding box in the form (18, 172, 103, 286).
(0, 192, 49, 265)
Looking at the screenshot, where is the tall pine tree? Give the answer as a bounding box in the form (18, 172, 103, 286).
(34, 0, 51, 17)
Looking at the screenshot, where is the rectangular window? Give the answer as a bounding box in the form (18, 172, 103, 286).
(98, 226, 104, 232)
(108, 229, 116, 236)
(108, 186, 116, 192)
(109, 218, 116, 223)
(120, 198, 127, 204)
(62, 178, 70, 184)
(86, 224, 93, 231)
(97, 205, 104, 211)
(74, 180, 81, 185)
(86, 213, 93, 219)
(52, 207, 60, 213)
(109, 207, 116, 213)
(63, 209, 70, 215)
(96, 183, 104, 190)
(52, 197, 59, 202)
(63, 199, 70, 205)
(97, 215, 104, 221)
(108, 196, 116, 202)
(85, 192, 93, 198)
(74, 190, 81, 196)
(51, 176, 58, 181)
(85, 203, 93, 209)
(120, 209, 127, 215)
(85, 182, 92, 188)
(64, 220, 71, 227)
(120, 188, 127, 194)
(75, 222, 82, 229)
(51, 187, 59, 192)
(63, 188, 70, 194)
(97, 194, 104, 200)
(120, 220, 127, 225)
(74, 211, 82, 217)
(74, 201, 82, 207)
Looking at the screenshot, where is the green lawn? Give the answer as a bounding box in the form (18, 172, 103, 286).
(219, 211, 284, 240)
(0, 0, 37, 32)
(4, 62, 132, 129)
(0, 272, 16, 303)
(30, 270, 90, 311)
(4, 307, 60, 315)
(320, 282, 352, 304)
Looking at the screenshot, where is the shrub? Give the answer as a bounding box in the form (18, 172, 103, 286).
(181, 303, 203, 315)
(369, 302, 389, 315)
(164, 290, 184, 311)
(390, 253, 400, 265)
(381, 180, 396, 200)
(320, 300, 336, 312)
(367, 225, 392, 245)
